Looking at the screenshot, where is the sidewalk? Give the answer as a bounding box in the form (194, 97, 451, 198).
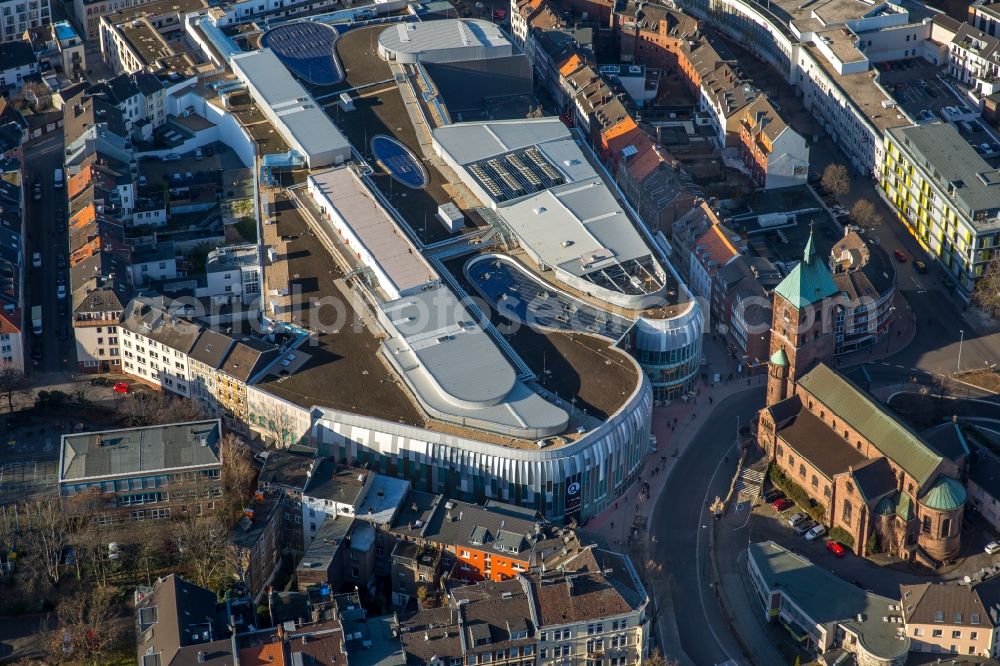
(582, 306, 918, 662)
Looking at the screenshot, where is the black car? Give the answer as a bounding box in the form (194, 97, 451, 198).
(32, 345, 42, 361)
(57, 271, 66, 285)
(57, 254, 66, 269)
(57, 326, 68, 341)
(89, 377, 112, 387)
(204, 145, 214, 157)
(57, 301, 67, 317)
(56, 210, 66, 232)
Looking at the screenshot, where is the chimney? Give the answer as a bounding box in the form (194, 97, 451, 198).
(197, 652, 207, 663)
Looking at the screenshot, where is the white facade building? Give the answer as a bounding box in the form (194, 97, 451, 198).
(118, 296, 202, 396)
(0, 0, 50, 44)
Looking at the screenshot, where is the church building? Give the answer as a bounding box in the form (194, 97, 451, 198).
(757, 231, 967, 563)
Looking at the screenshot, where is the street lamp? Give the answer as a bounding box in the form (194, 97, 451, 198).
(957, 329, 965, 374)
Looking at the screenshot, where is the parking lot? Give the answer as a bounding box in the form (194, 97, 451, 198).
(750, 485, 1000, 599)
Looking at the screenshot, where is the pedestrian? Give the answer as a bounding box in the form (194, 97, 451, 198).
(610, 521, 614, 529)
(709, 396, 713, 405)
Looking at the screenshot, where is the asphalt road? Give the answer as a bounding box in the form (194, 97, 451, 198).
(23, 130, 73, 376)
(650, 387, 764, 665)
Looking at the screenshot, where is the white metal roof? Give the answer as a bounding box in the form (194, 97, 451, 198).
(309, 167, 437, 295)
(230, 49, 349, 165)
(378, 18, 510, 61)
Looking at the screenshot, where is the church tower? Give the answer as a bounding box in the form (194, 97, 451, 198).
(765, 228, 841, 407)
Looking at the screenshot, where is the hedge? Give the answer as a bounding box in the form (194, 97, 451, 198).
(829, 526, 855, 550)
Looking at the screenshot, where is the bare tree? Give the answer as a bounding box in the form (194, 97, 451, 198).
(821, 163, 851, 198)
(219, 433, 257, 527)
(122, 391, 207, 427)
(643, 649, 679, 666)
(172, 514, 236, 592)
(47, 587, 120, 665)
(850, 198, 882, 229)
(254, 402, 298, 447)
(973, 254, 1000, 318)
(0, 367, 29, 413)
(20, 499, 69, 587)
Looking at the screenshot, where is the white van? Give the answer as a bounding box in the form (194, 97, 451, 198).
(53, 168, 63, 189)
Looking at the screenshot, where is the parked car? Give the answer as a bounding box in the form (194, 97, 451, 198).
(32, 345, 42, 361)
(89, 377, 112, 387)
(204, 145, 214, 157)
(113, 382, 129, 394)
(894, 249, 908, 262)
(57, 253, 66, 269)
(56, 271, 66, 285)
(31, 252, 41, 268)
(163, 153, 181, 162)
(787, 512, 808, 527)
(914, 260, 927, 273)
(826, 541, 847, 558)
(807, 172, 821, 184)
(805, 524, 828, 541)
(194, 148, 204, 161)
(793, 519, 816, 536)
(985, 541, 1000, 555)
(771, 498, 793, 512)
(57, 302, 67, 317)
(56, 284, 66, 300)
(32, 176, 41, 201)
(57, 326, 68, 341)
(108, 542, 120, 561)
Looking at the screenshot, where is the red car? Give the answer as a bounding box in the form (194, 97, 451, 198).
(113, 382, 129, 394)
(826, 541, 847, 558)
(893, 249, 907, 262)
(770, 498, 792, 512)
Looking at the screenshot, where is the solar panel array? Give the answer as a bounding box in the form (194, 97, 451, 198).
(466, 147, 564, 203)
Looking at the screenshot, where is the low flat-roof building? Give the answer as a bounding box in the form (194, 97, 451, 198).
(59, 420, 223, 527)
(748, 541, 910, 665)
(230, 49, 351, 169)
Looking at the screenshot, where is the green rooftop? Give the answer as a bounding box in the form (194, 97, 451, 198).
(920, 475, 966, 511)
(796, 363, 942, 487)
(773, 228, 839, 308)
(769, 348, 788, 367)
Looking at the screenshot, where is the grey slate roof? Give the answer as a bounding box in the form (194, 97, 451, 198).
(218, 337, 280, 383)
(60, 419, 221, 482)
(187, 329, 236, 369)
(850, 457, 897, 504)
(135, 574, 234, 666)
(121, 296, 203, 354)
(888, 123, 1000, 224)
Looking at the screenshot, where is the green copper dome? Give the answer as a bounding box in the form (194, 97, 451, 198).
(770, 348, 788, 367)
(920, 476, 967, 512)
(773, 228, 840, 309)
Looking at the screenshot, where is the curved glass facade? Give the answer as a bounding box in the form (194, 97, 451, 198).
(631, 301, 704, 403)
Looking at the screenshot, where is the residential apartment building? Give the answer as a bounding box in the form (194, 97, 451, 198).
(829, 230, 896, 355)
(214, 337, 280, 430)
(0, 177, 23, 373)
(72, 284, 126, 373)
(204, 244, 261, 302)
(398, 577, 538, 666)
(737, 97, 809, 190)
(971, 0, 1000, 38)
(119, 295, 202, 395)
(87, 71, 166, 141)
(0, 40, 38, 93)
(529, 548, 650, 666)
(231, 490, 283, 601)
(186, 327, 236, 416)
(881, 122, 1000, 297)
(900, 580, 1000, 658)
(58, 419, 223, 526)
(0, 0, 50, 44)
(749, 541, 909, 665)
(947, 22, 1000, 98)
(256, 445, 316, 557)
(614, 1, 696, 71)
(688, 220, 741, 303)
